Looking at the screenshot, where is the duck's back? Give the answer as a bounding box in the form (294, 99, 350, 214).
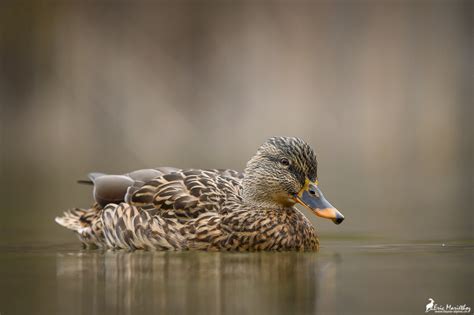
(129, 169, 243, 221)
(55, 168, 244, 248)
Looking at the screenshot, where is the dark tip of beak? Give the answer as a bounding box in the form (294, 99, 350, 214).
(333, 217, 344, 225)
(333, 212, 345, 225)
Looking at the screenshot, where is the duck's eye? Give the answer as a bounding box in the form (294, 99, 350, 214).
(279, 158, 290, 166)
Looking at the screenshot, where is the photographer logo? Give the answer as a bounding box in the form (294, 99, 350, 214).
(426, 298, 471, 314)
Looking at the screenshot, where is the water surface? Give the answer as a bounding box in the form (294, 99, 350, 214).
(0, 240, 472, 315)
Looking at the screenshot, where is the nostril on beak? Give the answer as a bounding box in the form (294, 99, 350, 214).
(309, 188, 316, 195)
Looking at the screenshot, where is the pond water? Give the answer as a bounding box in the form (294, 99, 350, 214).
(0, 240, 472, 315)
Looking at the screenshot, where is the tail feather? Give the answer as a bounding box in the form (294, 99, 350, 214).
(76, 179, 93, 185)
(55, 208, 88, 231)
(76, 172, 106, 185)
(56, 206, 105, 248)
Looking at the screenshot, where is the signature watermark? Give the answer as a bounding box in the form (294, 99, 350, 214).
(426, 298, 471, 314)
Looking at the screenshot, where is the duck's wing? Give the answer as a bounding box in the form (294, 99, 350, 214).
(77, 168, 179, 208)
(129, 169, 243, 222)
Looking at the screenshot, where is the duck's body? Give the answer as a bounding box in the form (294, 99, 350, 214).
(56, 137, 343, 251)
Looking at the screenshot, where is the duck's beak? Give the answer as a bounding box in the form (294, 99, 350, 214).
(293, 179, 345, 225)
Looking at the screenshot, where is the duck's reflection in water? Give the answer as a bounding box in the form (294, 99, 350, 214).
(56, 250, 338, 315)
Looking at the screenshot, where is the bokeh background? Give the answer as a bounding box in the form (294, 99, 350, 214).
(0, 1, 472, 244)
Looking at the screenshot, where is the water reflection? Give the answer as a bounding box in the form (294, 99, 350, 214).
(0, 242, 471, 314)
(56, 251, 337, 315)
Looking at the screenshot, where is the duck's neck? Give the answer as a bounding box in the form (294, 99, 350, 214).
(242, 198, 292, 210)
(242, 175, 296, 210)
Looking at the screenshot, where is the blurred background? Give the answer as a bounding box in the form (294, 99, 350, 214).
(0, 1, 472, 244)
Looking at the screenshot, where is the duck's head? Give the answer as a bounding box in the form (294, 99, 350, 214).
(242, 137, 344, 224)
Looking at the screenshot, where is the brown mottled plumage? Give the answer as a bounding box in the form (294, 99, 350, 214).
(55, 137, 344, 251)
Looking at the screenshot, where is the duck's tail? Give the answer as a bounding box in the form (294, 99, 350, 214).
(55, 208, 88, 231)
(55, 205, 105, 248)
(56, 203, 187, 250)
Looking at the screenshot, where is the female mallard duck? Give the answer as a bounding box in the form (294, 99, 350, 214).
(56, 137, 344, 251)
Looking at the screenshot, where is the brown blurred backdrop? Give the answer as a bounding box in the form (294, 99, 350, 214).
(0, 1, 472, 244)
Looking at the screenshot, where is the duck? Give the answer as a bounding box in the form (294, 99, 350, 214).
(55, 137, 344, 251)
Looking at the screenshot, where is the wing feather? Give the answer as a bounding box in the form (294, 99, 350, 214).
(130, 169, 242, 222)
